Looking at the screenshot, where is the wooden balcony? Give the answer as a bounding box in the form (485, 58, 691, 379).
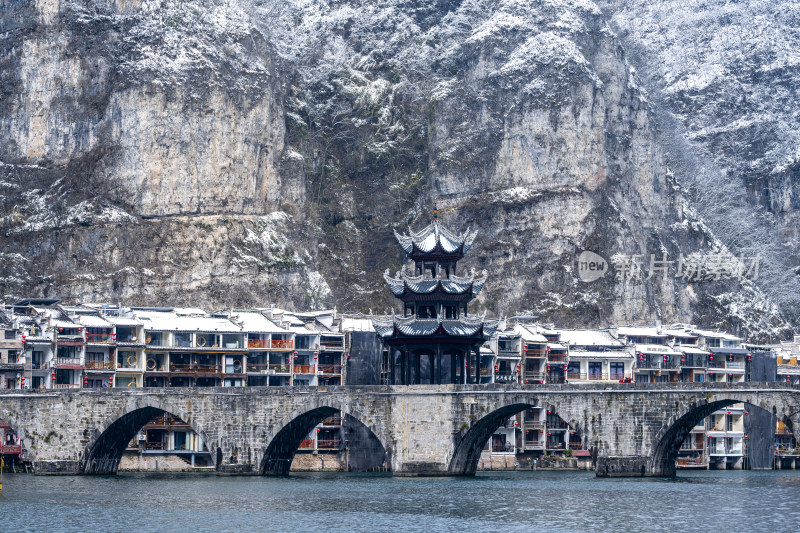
(523, 372, 545, 383)
(247, 338, 270, 349)
(547, 353, 567, 362)
(567, 372, 630, 381)
(55, 357, 83, 368)
(85, 360, 115, 370)
(293, 364, 316, 374)
(317, 439, 341, 449)
(269, 364, 291, 374)
(319, 364, 342, 375)
(86, 333, 114, 343)
(320, 338, 344, 350)
(169, 364, 220, 373)
(271, 339, 294, 350)
(321, 415, 342, 426)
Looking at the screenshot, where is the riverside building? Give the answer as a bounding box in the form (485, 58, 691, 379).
(0, 294, 794, 471)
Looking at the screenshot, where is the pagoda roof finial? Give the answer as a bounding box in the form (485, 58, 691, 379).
(433, 200, 438, 220)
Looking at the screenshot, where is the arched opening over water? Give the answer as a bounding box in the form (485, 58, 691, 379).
(449, 403, 530, 475)
(261, 407, 387, 475)
(652, 400, 795, 476)
(450, 402, 586, 475)
(81, 407, 208, 475)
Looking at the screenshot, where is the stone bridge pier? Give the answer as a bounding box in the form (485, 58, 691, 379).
(0, 383, 798, 477)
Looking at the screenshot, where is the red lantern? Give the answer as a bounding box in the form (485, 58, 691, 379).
(59, 328, 63, 332)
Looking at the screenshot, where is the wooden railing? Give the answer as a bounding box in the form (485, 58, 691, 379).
(55, 357, 82, 367)
(320, 338, 344, 349)
(318, 364, 342, 375)
(523, 372, 545, 382)
(566, 372, 630, 381)
(317, 439, 341, 449)
(169, 364, 221, 373)
(322, 415, 342, 426)
(246, 364, 269, 373)
(293, 364, 315, 374)
(271, 339, 294, 350)
(568, 442, 583, 450)
(86, 333, 114, 343)
(269, 364, 291, 373)
(85, 360, 115, 370)
(525, 346, 547, 357)
(247, 338, 270, 349)
(524, 421, 544, 430)
(547, 353, 567, 362)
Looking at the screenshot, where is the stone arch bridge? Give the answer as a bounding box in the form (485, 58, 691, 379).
(0, 383, 798, 477)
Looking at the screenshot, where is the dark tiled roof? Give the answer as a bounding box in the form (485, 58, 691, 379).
(394, 220, 477, 255)
(383, 270, 488, 297)
(371, 313, 498, 340)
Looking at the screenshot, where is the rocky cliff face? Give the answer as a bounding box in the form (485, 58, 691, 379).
(0, 0, 794, 340)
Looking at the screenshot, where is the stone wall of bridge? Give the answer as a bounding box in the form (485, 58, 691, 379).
(0, 383, 797, 477)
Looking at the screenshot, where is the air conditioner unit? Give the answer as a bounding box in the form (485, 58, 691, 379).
(137, 432, 146, 441)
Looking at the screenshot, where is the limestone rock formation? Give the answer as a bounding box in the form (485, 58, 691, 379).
(0, 0, 794, 340)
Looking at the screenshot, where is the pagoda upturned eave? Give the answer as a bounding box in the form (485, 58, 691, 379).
(372, 316, 499, 342)
(383, 269, 488, 298)
(393, 220, 478, 257)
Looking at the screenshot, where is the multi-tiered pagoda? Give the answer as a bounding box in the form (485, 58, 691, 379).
(373, 207, 497, 384)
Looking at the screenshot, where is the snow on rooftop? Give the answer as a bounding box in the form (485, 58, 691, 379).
(228, 311, 289, 334)
(340, 316, 375, 332)
(132, 310, 242, 333)
(557, 329, 623, 347)
(512, 324, 548, 343)
(77, 315, 113, 328)
(616, 326, 667, 337)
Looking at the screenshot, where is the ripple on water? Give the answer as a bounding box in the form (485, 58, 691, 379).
(1, 470, 800, 533)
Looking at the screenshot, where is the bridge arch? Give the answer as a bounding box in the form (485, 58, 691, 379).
(81, 399, 210, 475)
(448, 398, 588, 475)
(260, 401, 388, 475)
(650, 396, 796, 476)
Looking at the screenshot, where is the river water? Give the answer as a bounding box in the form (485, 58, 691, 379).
(1, 470, 799, 532)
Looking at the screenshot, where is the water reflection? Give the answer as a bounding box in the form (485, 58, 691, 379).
(1, 471, 799, 532)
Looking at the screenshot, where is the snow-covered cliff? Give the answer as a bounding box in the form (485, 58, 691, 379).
(0, 0, 794, 339)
